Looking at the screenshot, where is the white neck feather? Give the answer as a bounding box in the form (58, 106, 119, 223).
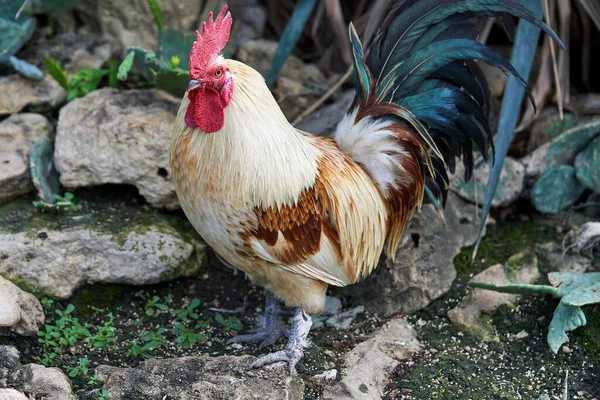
(171, 60, 319, 208)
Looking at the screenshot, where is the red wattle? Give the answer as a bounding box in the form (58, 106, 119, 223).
(194, 88, 224, 133)
(185, 90, 199, 128)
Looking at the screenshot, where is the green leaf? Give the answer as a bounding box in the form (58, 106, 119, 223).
(117, 51, 136, 81)
(561, 279, 600, 307)
(155, 304, 168, 311)
(108, 59, 118, 88)
(531, 166, 586, 214)
(473, 0, 544, 257)
(189, 298, 200, 309)
(146, 0, 163, 33)
(29, 137, 61, 203)
(0, 16, 36, 58)
(551, 272, 600, 298)
(547, 303, 586, 354)
(44, 57, 69, 90)
(65, 304, 75, 314)
(7, 55, 43, 79)
(158, 29, 195, 69)
(155, 66, 189, 96)
(575, 134, 600, 192)
(69, 369, 79, 377)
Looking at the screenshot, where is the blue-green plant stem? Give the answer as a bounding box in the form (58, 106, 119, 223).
(469, 280, 559, 296)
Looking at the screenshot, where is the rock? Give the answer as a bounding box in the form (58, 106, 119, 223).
(0, 75, 67, 115)
(447, 256, 539, 340)
(74, 0, 202, 51)
(521, 118, 600, 186)
(0, 113, 54, 200)
(297, 90, 354, 137)
(310, 369, 338, 387)
(526, 110, 577, 154)
(0, 276, 44, 336)
(480, 62, 507, 98)
(228, 0, 267, 50)
(325, 306, 364, 330)
(324, 318, 422, 400)
(0, 197, 206, 299)
(337, 193, 482, 316)
(236, 39, 335, 120)
(313, 296, 343, 328)
(96, 355, 305, 400)
(54, 88, 180, 209)
(0, 388, 28, 400)
(537, 241, 595, 274)
(20, 32, 118, 73)
(575, 135, 600, 192)
(451, 155, 525, 208)
(0, 346, 73, 400)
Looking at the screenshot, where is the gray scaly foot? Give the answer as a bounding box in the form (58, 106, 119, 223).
(227, 290, 289, 350)
(250, 307, 312, 374)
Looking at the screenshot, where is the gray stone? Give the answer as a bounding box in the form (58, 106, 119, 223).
(0, 75, 66, 115)
(0, 388, 28, 400)
(74, 0, 202, 51)
(325, 306, 364, 330)
(297, 90, 355, 137)
(0, 346, 73, 400)
(448, 256, 539, 340)
(96, 355, 305, 400)
(337, 193, 482, 316)
(0, 114, 54, 200)
(54, 88, 180, 209)
(451, 155, 525, 208)
(0, 276, 44, 336)
(20, 32, 118, 73)
(236, 39, 336, 121)
(0, 199, 206, 299)
(324, 318, 422, 400)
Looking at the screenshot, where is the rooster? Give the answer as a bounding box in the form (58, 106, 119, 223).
(170, 1, 559, 372)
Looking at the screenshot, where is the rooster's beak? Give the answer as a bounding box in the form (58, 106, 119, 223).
(187, 79, 204, 91)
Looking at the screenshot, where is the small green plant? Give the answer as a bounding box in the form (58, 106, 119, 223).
(33, 192, 82, 214)
(129, 328, 166, 358)
(37, 304, 91, 365)
(45, 57, 118, 100)
(470, 271, 600, 353)
(173, 322, 207, 349)
(98, 389, 111, 400)
(64, 357, 89, 377)
(145, 296, 169, 316)
(173, 298, 200, 321)
(215, 314, 243, 332)
(87, 374, 100, 386)
(89, 313, 118, 350)
(41, 297, 55, 308)
(116, 0, 194, 96)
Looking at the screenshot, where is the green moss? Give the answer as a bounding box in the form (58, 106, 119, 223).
(454, 220, 558, 277)
(576, 305, 600, 360)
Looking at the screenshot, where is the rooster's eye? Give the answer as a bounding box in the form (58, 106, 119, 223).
(214, 69, 222, 77)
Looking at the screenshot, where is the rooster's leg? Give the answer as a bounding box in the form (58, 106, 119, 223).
(250, 307, 312, 373)
(226, 290, 289, 349)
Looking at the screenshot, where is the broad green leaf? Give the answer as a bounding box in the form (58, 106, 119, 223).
(0, 16, 36, 57)
(574, 135, 600, 192)
(117, 51, 135, 80)
(158, 29, 195, 69)
(550, 272, 600, 298)
(561, 280, 600, 307)
(7, 55, 43, 79)
(155, 66, 189, 97)
(531, 166, 586, 214)
(29, 137, 61, 203)
(547, 303, 586, 354)
(44, 57, 69, 90)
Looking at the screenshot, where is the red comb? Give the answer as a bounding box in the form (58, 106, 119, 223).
(189, 5, 232, 78)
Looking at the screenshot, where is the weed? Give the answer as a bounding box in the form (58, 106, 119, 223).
(215, 314, 243, 332)
(173, 322, 207, 349)
(45, 57, 118, 100)
(173, 298, 200, 321)
(129, 328, 166, 359)
(145, 295, 169, 316)
(89, 313, 118, 350)
(64, 357, 89, 377)
(33, 192, 82, 214)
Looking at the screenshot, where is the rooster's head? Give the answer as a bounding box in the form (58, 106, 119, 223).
(185, 6, 233, 133)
